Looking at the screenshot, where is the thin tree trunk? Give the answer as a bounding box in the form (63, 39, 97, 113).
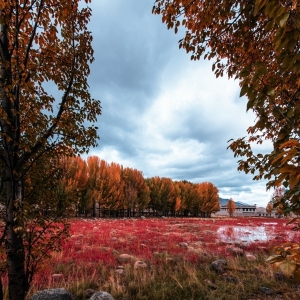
(0, 277, 3, 300)
(1, 13, 26, 299)
(6, 180, 26, 300)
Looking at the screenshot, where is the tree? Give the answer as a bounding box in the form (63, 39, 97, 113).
(60, 156, 88, 216)
(271, 186, 286, 217)
(147, 176, 163, 215)
(147, 177, 179, 216)
(175, 180, 197, 215)
(0, 1, 101, 299)
(96, 160, 124, 215)
(122, 168, 150, 216)
(160, 177, 177, 214)
(153, 1, 300, 216)
(266, 201, 273, 216)
(86, 156, 102, 217)
(19, 153, 71, 289)
(107, 162, 125, 213)
(196, 182, 220, 217)
(227, 198, 236, 217)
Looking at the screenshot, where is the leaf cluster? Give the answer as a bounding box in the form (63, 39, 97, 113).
(0, 0, 101, 180)
(266, 242, 300, 282)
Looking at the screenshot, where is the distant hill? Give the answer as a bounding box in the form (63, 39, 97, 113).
(219, 198, 250, 206)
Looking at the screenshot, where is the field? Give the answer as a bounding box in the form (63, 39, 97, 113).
(7, 217, 300, 299)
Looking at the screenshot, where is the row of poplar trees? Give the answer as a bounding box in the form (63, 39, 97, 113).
(57, 156, 220, 218)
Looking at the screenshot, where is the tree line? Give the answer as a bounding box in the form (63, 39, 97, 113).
(55, 156, 220, 218)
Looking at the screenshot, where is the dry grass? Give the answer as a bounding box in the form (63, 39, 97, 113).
(25, 252, 300, 299)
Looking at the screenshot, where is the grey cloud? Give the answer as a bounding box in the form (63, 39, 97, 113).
(164, 104, 248, 147)
(89, 0, 179, 97)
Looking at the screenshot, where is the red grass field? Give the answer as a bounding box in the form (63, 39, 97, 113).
(48, 217, 299, 270)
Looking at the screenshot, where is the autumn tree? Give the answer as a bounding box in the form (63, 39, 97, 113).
(227, 198, 236, 218)
(196, 182, 220, 217)
(153, 1, 300, 217)
(95, 159, 113, 214)
(147, 177, 180, 216)
(133, 169, 151, 213)
(160, 177, 177, 214)
(147, 176, 162, 215)
(271, 186, 286, 217)
(172, 182, 182, 215)
(60, 156, 88, 216)
(266, 201, 273, 216)
(107, 162, 125, 213)
(0, 1, 101, 299)
(85, 156, 102, 217)
(122, 168, 150, 217)
(175, 180, 198, 216)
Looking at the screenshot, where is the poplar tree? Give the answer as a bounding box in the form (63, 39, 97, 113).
(227, 198, 236, 217)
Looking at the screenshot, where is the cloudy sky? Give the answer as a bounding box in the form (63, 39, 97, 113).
(85, 0, 273, 207)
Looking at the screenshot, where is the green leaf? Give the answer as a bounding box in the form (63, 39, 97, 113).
(258, 65, 268, 75)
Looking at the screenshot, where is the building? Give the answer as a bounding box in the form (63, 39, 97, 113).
(219, 203, 257, 216)
(214, 202, 257, 217)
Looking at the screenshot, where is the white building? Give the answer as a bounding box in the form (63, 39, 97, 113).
(215, 203, 257, 216)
